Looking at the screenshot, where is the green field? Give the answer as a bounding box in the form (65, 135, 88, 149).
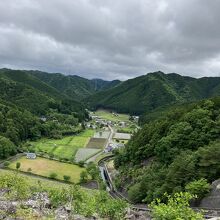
(92, 110, 130, 122)
(9, 156, 85, 183)
(30, 129, 95, 160)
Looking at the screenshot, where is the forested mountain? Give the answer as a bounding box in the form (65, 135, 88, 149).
(30, 71, 121, 100)
(87, 71, 220, 114)
(0, 69, 93, 159)
(114, 97, 220, 203)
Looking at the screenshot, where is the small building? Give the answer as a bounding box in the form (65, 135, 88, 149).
(26, 153, 36, 159)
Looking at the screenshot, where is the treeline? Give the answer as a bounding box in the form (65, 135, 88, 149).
(114, 97, 220, 203)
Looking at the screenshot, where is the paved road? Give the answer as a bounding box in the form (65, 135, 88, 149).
(106, 125, 114, 148)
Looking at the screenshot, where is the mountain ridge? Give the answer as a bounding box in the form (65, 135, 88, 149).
(87, 71, 220, 114)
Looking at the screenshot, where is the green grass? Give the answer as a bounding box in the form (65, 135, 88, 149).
(9, 156, 85, 183)
(30, 129, 95, 160)
(92, 110, 130, 122)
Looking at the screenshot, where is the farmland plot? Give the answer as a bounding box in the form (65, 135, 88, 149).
(9, 156, 85, 183)
(75, 148, 101, 162)
(30, 129, 94, 160)
(93, 131, 110, 139)
(86, 138, 107, 149)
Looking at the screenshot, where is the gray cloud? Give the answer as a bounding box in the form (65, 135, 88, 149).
(0, 0, 220, 80)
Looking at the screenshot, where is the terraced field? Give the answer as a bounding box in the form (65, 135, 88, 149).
(30, 129, 95, 160)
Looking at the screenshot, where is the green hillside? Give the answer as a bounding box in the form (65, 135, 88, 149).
(0, 69, 92, 159)
(114, 97, 220, 203)
(30, 71, 120, 100)
(0, 69, 87, 116)
(87, 71, 220, 114)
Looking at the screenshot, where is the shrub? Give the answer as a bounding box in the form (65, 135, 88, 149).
(16, 162, 21, 170)
(49, 153, 54, 159)
(49, 172, 57, 179)
(150, 192, 203, 220)
(27, 168, 32, 173)
(86, 162, 99, 180)
(48, 188, 69, 208)
(0, 173, 30, 200)
(78, 161, 85, 167)
(63, 175, 71, 182)
(80, 171, 88, 183)
(3, 161, 10, 167)
(128, 183, 144, 203)
(185, 178, 210, 199)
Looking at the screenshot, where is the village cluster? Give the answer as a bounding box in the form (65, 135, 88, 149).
(86, 111, 139, 153)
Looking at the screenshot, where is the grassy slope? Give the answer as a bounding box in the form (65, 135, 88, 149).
(9, 156, 85, 183)
(0, 169, 68, 189)
(30, 129, 95, 160)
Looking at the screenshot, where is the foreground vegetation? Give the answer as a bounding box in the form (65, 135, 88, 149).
(0, 169, 69, 189)
(114, 98, 220, 203)
(0, 172, 128, 219)
(8, 157, 85, 183)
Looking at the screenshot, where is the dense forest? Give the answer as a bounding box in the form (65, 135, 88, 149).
(114, 97, 220, 203)
(87, 71, 220, 114)
(29, 70, 120, 100)
(0, 69, 92, 159)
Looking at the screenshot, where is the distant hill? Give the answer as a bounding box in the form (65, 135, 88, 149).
(87, 71, 220, 114)
(30, 71, 121, 100)
(0, 68, 121, 115)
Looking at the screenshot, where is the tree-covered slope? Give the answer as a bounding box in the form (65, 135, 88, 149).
(114, 97, 220, 203)
(0, 69, 91, 159)
(0, 69, 65, 100)
(30, 71, 120, 100)
(87, 71, 220, 114)
(0, 69, 87, 116)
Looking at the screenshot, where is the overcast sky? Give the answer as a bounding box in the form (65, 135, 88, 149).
(0, 0, 220, 80)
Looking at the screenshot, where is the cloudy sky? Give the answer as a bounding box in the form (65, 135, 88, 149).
(0, 0, 220, 80)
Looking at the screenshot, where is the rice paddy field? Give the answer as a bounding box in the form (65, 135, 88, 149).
(30, 129, 95, 160)
(8, 156, 85, 183)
